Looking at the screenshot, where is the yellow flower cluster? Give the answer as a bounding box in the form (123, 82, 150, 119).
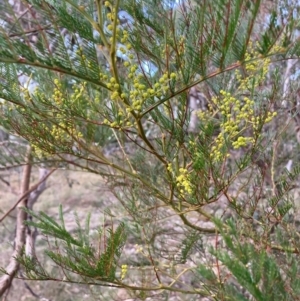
(211, 91, 255, 161)
(176, 167, 192, 194)
(31, 122, 56, 157)
(99, 4, 179, 130)
(178, 35, 185, 55)
(232, 136, 252, 149)
(103, 71, 177, 128)
(104, 1, 130, 47)
(53, 78, 89, 109)
(20, 87, 31, 103)
(32, 119, 83, 158)
(99, 72, 108, 82)
(103, 109, 127, 128)
(120, 30, 129, 44)
(167, 163, 193, 194)
(51, 121, 83, 141)
(265, 111, 277, 123)
(50, 102, 83, 143)
(75, 46, 94, 69)
(235, 43, 270, 91)
(70, 81, 87, 102)
(31, 78, 84, 157)
(121, 264, 128, 280)
(53, 79, 65, 105)
(210, 90, 277, 161)
(268, 44, 286, 55)
(208, 43, 280, 162)
(128, 71, 175, 112)
(106, 77, 120, 98)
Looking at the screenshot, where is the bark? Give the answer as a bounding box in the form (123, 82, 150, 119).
(0, 129, 8, 142)
(0, 146, 32, 296)
(26, 167, 51, 259)
(0, 150, 55, 296)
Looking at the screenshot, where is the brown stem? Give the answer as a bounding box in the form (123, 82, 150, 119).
(0, 146, 32, 296)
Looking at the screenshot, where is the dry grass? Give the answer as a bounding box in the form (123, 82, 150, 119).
(0, 167, 129, 301)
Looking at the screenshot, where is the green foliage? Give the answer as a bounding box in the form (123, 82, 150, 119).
(211, 218, 300, 301)
(20, 206, 126, 282)
(0, 0, 300, 299)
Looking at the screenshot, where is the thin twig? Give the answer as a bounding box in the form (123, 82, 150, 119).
(8, 5, 34, 35)
(0, 168, 56, 223)
(112, 129, 135, 173)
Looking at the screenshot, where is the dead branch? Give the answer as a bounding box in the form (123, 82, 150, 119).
(0, 168, 56, 224)
(0, 146, 32, 296)
(26, 168, 52, 259)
